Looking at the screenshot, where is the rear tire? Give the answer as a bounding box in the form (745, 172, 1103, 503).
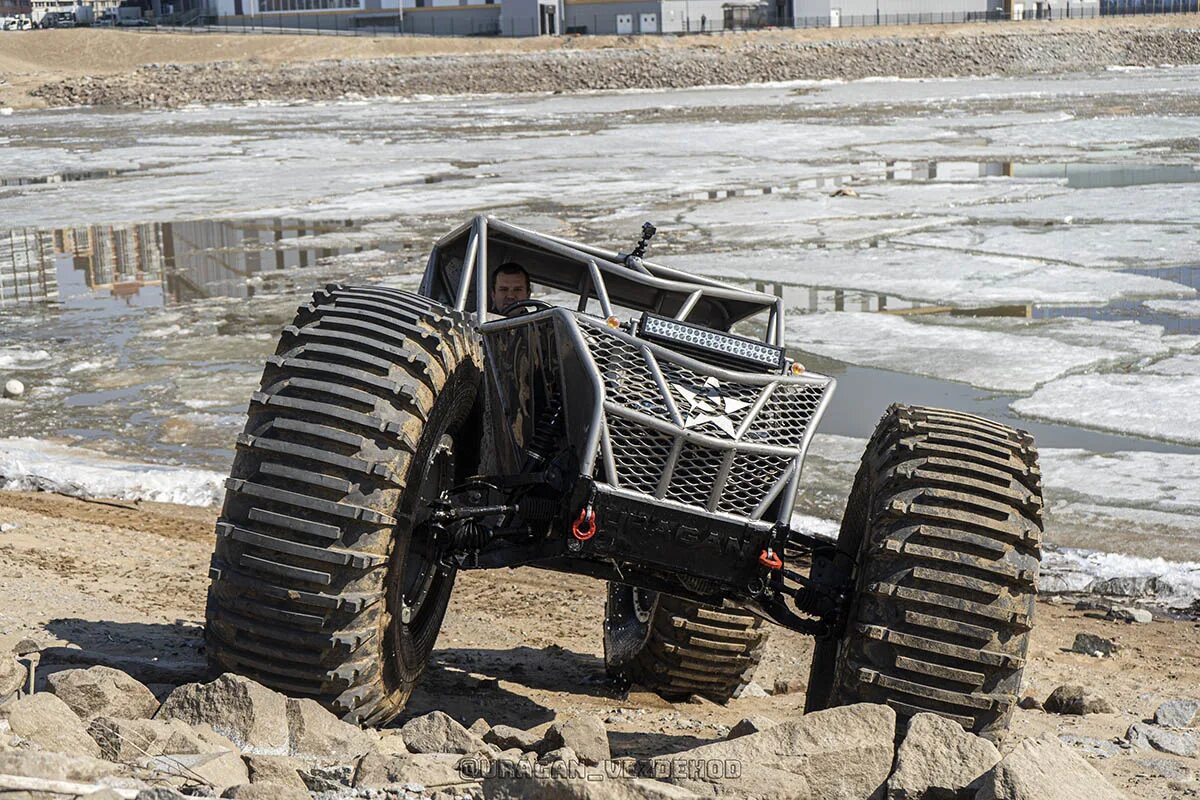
(604, 584, 768, 702)
(804, 404, 1042, 740)
(205, 285, 481, 725)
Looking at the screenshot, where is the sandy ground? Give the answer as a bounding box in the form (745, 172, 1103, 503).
(0, 16, 1196, 110)
(0, 489, 1196, 797)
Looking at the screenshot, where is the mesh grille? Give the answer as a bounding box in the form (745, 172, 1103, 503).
(585, 322, 828, 519)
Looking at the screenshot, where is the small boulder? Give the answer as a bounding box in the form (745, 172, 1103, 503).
(1106, 607, 1152, 624)
(0, 692, 101, 756)
(772, 678, 803, 695)
(285, 696, 376, 758)
(156, 674, 289, 755)
(222, 784, 309, 800)
(140, 750, 249, 794)
(1017, 696, 1043, 712)
(1070, 633, 1119, 658)
(485, 724, 543, 753)
(374, 730, 409, 756)
(0, 749, 120, 783)
(738, 681, 769, 698)
(47, 665, 160, 721)
(1153, 699, 1200, 729)
(88, 717, 204, 762)
(468, 718, 491, 738)
(401, 710, 488, 755)
(1125, 722, 1198, 757)
(652, 702, 894, 799)
(483, 769, 697, 799)
(243, 753, 309, 791)
(544, 715, 610, 766)
(1044, 685, 1113, 716)
(0, 657, 25, 699)
(973, 737, 1127, 800)
(888, 712, 1000, 799)
(726, 716, 777, 740)
(353, 750, 470, 789)
(538, 746, 579, 765)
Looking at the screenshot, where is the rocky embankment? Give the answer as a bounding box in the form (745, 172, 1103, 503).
(27, 26, 1200, 109)
(0, 645, 1193, 799)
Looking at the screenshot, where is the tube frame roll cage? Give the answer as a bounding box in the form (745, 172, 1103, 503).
(417, 215, 846, 638)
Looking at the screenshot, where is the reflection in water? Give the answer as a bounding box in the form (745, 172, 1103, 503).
(0, 229, 58, 305)
(1, 218, 366, 307)
(689, 160, 1200, 199)
(752, 274, 1200, 335)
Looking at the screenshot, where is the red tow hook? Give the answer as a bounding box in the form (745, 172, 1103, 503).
(571, 505, 597, 541)
(759, 548, 782, 570)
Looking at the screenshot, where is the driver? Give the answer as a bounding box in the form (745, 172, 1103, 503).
(490, 262, 531, 314)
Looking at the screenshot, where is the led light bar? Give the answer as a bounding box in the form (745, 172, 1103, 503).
(639, 314, 785, 371)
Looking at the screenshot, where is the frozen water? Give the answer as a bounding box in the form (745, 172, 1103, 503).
(785, 313, 1177, 393)
(0, 347, 52, 371)
(1147, 299, 1200, 316)
(1012, 373, 1200, 446)
(688, 245, 1192, 306)
(1041, 548, 1200, 609)
(0, 437, 224, 506)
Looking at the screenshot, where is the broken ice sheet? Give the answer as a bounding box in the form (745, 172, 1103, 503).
(1146, 299, 1200, 316)
(687, 245, 1192, 306)
(784, 313, 1177, 393)
(1012, 372, 1200, 446)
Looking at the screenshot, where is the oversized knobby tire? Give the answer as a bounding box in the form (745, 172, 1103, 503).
(604, 584, 769, 701)
(205, 284, 481, 725)
(805, 404, 1042, 740)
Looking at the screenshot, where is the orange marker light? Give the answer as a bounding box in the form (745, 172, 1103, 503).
(789, 362, 806, 376)
(606, 316, 621, 329)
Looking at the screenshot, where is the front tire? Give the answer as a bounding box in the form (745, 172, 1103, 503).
(205, 285, 481, 725)
(604, 584, 768, 702)
(805, 404, 1042, 740)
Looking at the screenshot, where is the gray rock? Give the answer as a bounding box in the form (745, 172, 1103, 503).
(354, 750, 472, 790)
(1153, 698, 1200, 729)
(401, 710, 488, 755)
(737, 681, 769, 698)
(1125, 722, 1198, 757)
(1017, 696, 1043, 711)
(1070, 633, 1120, 657)
(1044, 685, 1113, 716)
(726, 715, 777, 740)
(374, 730, 409, 756)
(1107, 606, 1153, 624)
(484, 724, 543, 753)
(772, 678, 803, 695)
(301, 761, 356, 792)
(972, 737, 1127, 800)
(1058, 734, 1122, 759)
(652, 702, 894, 800)
(544, 715, 610, 767)
(285, 696, 376, 758)
(0, 691, 101, 756)
(135, 791, 192, 800)
(242, 753, 309, 791)
(47, 665, 160, 721)
(1134, 757, 1193, 781)
(468, 718, 491, 738)
(140, 750, 249, 794)
(156, 673, 289, 755)
(888, 712, 1000, 799)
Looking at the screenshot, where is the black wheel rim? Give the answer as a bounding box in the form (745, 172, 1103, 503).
(398, 433, 454, 629)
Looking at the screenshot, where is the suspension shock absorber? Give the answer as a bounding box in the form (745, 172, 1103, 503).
(522, 394, 563, 472)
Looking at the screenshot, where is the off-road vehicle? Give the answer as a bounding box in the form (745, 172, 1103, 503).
(205, 216, 1042, 738)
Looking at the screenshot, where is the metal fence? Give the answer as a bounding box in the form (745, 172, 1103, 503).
(112, 2, 1200, 37)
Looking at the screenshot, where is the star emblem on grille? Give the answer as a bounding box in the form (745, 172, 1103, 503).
(672, 376, 750, 437)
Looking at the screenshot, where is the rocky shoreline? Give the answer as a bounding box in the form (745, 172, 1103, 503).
(26, 25, 1200, 109)
(2, 659, 1177, 799)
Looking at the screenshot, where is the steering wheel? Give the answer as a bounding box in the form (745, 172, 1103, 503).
(498, 299, 555, 316)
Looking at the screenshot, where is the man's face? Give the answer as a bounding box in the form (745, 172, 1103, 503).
(491, 272, 530, 312)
